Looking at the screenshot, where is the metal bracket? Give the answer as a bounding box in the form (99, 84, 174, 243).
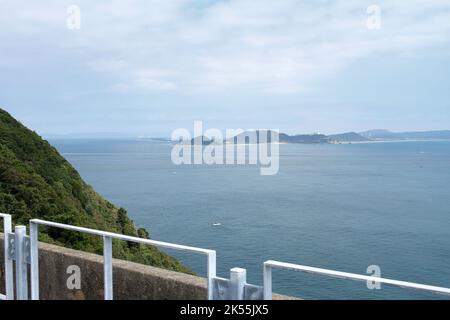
(212, 270, 264, 300)
(6, 232, 31, 264)
(24, 235, 31, 264)
(212, 277, 232, 300)
(244, 283, 264, 300)
(7, 232, 15, 260)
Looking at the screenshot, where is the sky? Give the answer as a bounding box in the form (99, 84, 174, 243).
(1, 0, 450, 137)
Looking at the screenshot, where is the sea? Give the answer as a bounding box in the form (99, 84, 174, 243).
(49, 139, 450, 300)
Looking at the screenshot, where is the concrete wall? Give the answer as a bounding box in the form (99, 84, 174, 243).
(0, 233, 207, 300)
(0, 233, 294, 300)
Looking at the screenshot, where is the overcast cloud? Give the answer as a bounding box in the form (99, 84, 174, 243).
(1, 0, 450, 135)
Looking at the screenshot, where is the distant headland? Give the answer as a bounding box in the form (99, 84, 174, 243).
(163, 129, 450, 145)
(44, 129, 450, 144)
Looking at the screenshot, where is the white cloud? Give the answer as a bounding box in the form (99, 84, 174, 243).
(1, 0, 450, 94)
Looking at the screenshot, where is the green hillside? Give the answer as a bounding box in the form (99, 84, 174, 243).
(0, 108, 190, 273)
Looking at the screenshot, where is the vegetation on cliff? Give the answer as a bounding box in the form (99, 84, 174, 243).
(0, 108, 190, 273)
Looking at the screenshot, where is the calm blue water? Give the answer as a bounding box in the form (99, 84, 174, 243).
(50, 139, 450, 299)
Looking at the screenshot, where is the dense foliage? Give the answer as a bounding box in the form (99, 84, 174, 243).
(0, 108, 190, 273)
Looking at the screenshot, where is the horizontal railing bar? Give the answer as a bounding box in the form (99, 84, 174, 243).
(265, 260, 450, 295)
(30, 219, 214, 255)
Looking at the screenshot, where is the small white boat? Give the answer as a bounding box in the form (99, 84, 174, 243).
(213, 223, 222, 226)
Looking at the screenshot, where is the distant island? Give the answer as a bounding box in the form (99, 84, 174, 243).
(162, 129, 450, 145)
(44, 128, 450, 144)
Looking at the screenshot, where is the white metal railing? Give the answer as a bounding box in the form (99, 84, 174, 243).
(0, 213, 13, 300)
(263, 260, 450, 299)
(3, 212, 450, 300)
(29, 219, 216, 300)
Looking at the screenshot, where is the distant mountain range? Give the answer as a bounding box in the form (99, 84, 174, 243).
(181, 129, 450, 145)
(45, 129, 450, 144)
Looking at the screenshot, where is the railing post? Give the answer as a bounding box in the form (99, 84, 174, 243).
(207, 251, 216, 300)
(14, 226, 28, 300)
(30, 222, 39, 300)
(263, 263, 272, 300)
(230, 267, 246, 300)
(1, 214, 14, 300)
(103, 236, 113, 300)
